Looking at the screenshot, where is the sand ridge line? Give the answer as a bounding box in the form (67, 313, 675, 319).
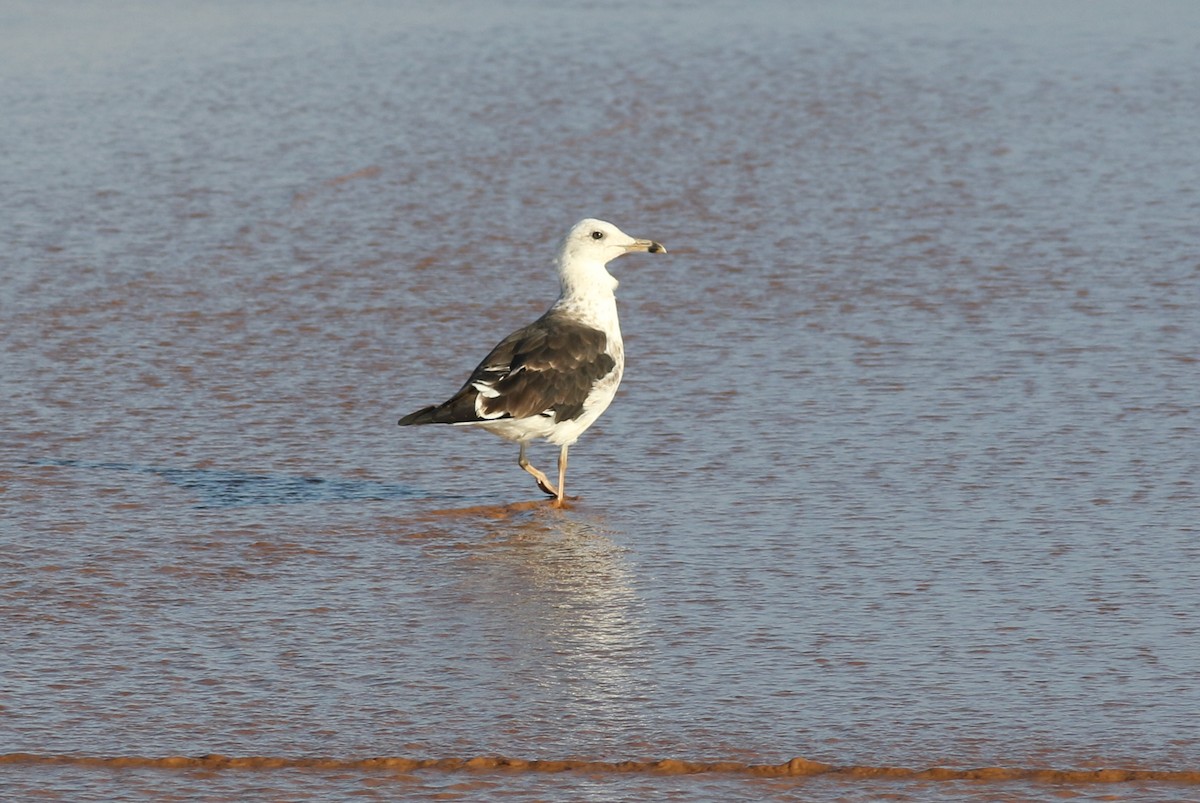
(1, 754, 1197, 783)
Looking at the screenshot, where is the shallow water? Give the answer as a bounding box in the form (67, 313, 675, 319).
(2, 1, 1199, 800)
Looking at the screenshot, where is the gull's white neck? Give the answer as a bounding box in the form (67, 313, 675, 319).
(553, 255, 621, 335)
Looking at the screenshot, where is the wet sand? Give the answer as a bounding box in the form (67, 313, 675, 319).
(6, 751, 1200, 784)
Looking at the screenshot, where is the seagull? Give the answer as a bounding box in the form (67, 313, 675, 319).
(397, 218, 667, 506)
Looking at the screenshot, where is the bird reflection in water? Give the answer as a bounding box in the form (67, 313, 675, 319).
(451, 507, 655, 743)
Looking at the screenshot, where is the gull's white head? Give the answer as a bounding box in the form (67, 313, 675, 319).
(556, 218, 666, 298)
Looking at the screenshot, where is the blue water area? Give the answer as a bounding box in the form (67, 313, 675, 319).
(39, 459, 434, 508)
(2, 1, 1198, 801)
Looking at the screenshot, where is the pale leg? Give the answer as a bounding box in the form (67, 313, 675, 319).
(554, 444, 569, 506)
(518, 442, 558, 497)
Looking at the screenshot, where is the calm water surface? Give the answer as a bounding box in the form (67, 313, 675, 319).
(2, 1, 1199, 800)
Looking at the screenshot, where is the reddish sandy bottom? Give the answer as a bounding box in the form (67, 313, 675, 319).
(3, 753, 1199, 785)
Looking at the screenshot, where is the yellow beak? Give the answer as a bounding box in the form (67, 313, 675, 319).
(627, 238, 667, 254)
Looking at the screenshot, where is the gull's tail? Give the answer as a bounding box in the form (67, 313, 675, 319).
(398, 390, 484, 426)
(397, 405, 439, 426)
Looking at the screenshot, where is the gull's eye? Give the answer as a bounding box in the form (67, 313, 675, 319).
(590, 230, 604, 240)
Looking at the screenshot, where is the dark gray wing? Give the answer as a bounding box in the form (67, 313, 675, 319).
(398, 309, 616, 426)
